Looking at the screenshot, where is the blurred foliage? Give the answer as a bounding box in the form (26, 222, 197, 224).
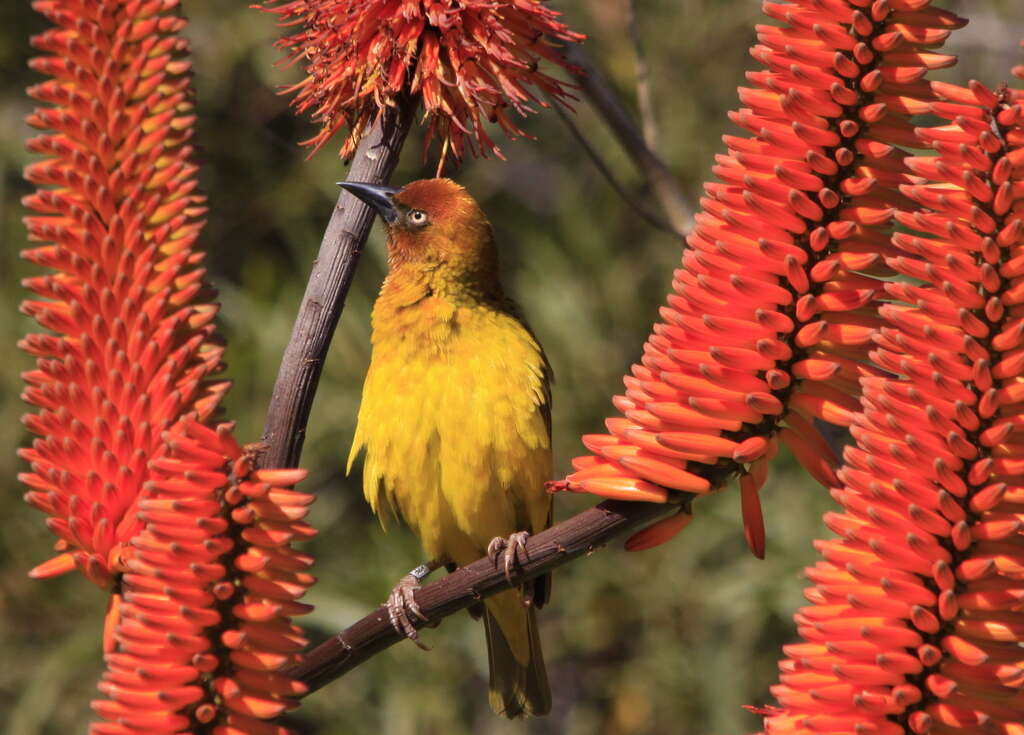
(1, 1, 1022, 733)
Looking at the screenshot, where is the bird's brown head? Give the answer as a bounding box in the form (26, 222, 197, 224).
(339, 178, 495, 273)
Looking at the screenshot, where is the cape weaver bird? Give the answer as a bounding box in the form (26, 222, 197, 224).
(342, 178, 553, 717)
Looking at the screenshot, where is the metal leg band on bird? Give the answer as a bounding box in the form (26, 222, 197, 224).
(345, 178, 554, 718)
(385, 559, 444, 650)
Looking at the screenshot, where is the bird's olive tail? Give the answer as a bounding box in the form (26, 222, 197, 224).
(483, 597, 550, 718)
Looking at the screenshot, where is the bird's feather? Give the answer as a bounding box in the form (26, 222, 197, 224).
(347, 178, 553, 717)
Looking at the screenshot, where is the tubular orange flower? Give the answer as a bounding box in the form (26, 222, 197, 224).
(21, 3, 319, 733)
(20, 0, 226, 588)
(260, 0, 583, 161)
(554, 0, 966, 557)
(761, 79, 1024, 735)
(92, 420, 315, 735)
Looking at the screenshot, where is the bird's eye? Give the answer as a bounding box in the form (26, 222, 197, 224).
(408, 209, 429, 226)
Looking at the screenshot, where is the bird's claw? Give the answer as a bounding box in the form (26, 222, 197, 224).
(386, 573, 430, 650)
(487, 531, 531, 587)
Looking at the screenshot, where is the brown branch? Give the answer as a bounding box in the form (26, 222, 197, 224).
(563, 44, 693, 236)
(259, 97, 415, 469)
(288, 498, 684, 695)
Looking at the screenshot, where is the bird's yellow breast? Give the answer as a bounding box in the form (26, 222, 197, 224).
(348, 270, 551, 565)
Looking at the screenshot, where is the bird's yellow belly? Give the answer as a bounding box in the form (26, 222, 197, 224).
(350, 311, 551, 567)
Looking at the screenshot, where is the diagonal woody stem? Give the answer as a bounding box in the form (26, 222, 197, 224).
(562, 44, 693, 236)
(627, 0, 658, 150)
(259, 97, 415, 470)
(287, 498, 683, 694)
(548, 92, 680, 236)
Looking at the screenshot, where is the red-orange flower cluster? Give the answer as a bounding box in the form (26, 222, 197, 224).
(20, 0, 225, 587)
(261, 0, 583, 161)
(555, 0, 965, 558)
(93, 420, 314, 735)
(762, 80, 1024, 735)
(21, 3, 319, 732)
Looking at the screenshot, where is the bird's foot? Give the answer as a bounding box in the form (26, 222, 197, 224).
(386, 563, 436, 650)
(487, 530, 532, 590)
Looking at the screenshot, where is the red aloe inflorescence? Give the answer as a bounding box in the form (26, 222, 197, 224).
(21, 2, 317, 732)
(554, 0, 966, 558)
(94, 421, 314, 735)
(21, 0, 224, 588)
(261, 0, 584, 162)
(761, 78, 1024, 735)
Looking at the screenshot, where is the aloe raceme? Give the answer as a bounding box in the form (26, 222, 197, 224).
(21, 0, 224, 589)
(760, 78, 1024, 735)
(555, 0, 966, 559)
(93, 422, 314, 735)
(20, 2, 316, 732)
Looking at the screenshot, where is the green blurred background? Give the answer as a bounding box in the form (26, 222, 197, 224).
(1, 1, 1021, 733)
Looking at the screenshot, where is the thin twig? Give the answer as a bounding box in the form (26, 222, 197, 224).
(287, 498, 685, 694)
(259, 97, 415, 470)
(548, 92, 679, 236)
(627, 0, 658, 150)
(563, 44, 693, 236)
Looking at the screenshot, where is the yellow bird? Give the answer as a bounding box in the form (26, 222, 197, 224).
(342, 178, 553, 717)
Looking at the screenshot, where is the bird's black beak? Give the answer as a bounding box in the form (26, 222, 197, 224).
(338, 181, 401, 224)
